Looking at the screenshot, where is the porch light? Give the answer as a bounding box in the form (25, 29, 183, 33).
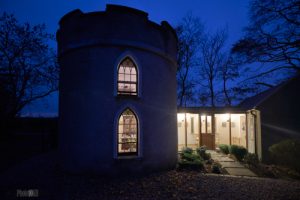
(177, 113, 185, 122)
(222, 113, 230, 122)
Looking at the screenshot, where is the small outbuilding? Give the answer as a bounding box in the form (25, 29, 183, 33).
(57, 5, 178, 175)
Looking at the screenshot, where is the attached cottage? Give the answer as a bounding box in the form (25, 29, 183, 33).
(178, 74, 300, 162)
(177, 107, 262, 159)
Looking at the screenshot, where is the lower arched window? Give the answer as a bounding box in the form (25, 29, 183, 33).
(117, 108, 138, 155)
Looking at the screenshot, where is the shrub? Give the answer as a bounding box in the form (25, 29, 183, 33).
(178, 147, 204, 171)
(244, 153, 259, 167)
(211, 163, 221, 174)
(229, 145, 248, 161)
(177, 159, 204, 171)
(269, 139, 300, 172)
(181, 147, 193, 154)
(196, 146, 211, 160)
(219, 144, 229, 154)
(181, 152, 201, 161)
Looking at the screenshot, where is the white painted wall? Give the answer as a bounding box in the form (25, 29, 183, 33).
(186, 113, 199, 149)
(177, 113, 199, 150)
(215, 114, 230, 146)
(230, 114, 247, 147)
(177, 113, 185, 151)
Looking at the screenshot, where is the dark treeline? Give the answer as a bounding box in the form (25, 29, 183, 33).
(9, 117, 58, 133)
(176, 0, 300, 107)
(0, 13, 58, 133)
(0, 0, 299, 130)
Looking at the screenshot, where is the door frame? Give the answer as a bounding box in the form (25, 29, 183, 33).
(199, 114, 215, 149)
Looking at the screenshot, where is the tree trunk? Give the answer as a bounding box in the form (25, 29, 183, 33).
(223, 77, 231, 106)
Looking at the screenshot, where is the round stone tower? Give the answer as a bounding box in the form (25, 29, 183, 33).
(57, 4, 178, 175)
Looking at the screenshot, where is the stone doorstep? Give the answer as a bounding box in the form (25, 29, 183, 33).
(220, 162, 244, 168)
(216, 158, 234, 162)
(225, 167, 257, 177)
(215, 159, 235, 162)
(208, 151, 258, 177)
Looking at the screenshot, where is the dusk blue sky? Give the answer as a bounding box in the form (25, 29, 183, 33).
(0, 0, 250, 116)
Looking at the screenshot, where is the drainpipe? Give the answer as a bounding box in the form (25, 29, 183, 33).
(185, 113, 187, 147)
(250, 109, 257, 154)
(229, 114, 232, 145)
(245, 113, 248, 150)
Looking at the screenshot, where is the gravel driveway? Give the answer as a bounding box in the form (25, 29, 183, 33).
(0, 152, 299, 200)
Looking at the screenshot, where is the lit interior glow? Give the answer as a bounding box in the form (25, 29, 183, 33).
(117, 58, 137, 95)
(118, 108, 137, 155)
(177, 113, 185, 122)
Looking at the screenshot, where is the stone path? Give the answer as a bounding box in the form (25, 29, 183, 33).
(208, 150, 257, 177)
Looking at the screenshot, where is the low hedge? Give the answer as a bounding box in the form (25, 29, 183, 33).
(219, 144, 229, 154)
(229, 145, 248, 161)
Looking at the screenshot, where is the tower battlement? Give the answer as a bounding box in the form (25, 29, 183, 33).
(57, 5, 177, 64)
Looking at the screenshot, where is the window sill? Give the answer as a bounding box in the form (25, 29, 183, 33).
(116, 94, 140, 99)
(115, 155, 142, 160)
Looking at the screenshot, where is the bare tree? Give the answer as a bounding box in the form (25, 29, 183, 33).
(220, 56, 239, 106)
(0, 13, 58, 119)
(232, 0, 300, 81)
(176, 13, 204, 107)
(198, 29, 227, 107)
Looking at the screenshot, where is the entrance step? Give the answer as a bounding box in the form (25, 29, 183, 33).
(225, 167, 257, 177)
(217, 157, 234, 162)
(208, 150, 258, 177)
(220, 161, 244, 168)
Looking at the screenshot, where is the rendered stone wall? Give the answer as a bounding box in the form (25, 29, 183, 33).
(57, 5, 178, 175)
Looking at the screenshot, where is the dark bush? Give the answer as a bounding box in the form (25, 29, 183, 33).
(269, 139, 300, 172)
(211, 163, 221, 174)
(181, 147, 193, 154)
(229, 145, 248, 161)
(196, 146, 211, 160)
(178, 147, 203, 171)
(181, 152, 201, 162)
(219, 144, 229, 154)
(177, 159, 204, 171)
(244, 153, 259, 167)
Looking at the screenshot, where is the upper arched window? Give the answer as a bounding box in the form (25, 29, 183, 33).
(117, 57, 138, 96)
(117, 108, 138, 155)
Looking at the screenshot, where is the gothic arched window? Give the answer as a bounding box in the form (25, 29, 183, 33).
(117, 58, 137, 96)
(117, 108, 138, 155)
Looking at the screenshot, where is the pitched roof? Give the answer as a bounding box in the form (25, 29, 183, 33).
(239, 74, 300, 109)
(177, 106, 246, 113)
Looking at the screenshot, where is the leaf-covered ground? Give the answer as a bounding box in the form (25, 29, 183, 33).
(62, 170, 300, 200)
(0, 152, 300, 199)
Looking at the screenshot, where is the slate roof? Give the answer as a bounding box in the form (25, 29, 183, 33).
(177, 106, 246, 113)
(239, 74, 300, 109)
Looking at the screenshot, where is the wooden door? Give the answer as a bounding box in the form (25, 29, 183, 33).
(200, 115, 215, 150)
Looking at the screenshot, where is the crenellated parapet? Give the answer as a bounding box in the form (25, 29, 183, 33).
(57, 4, 177, 65)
